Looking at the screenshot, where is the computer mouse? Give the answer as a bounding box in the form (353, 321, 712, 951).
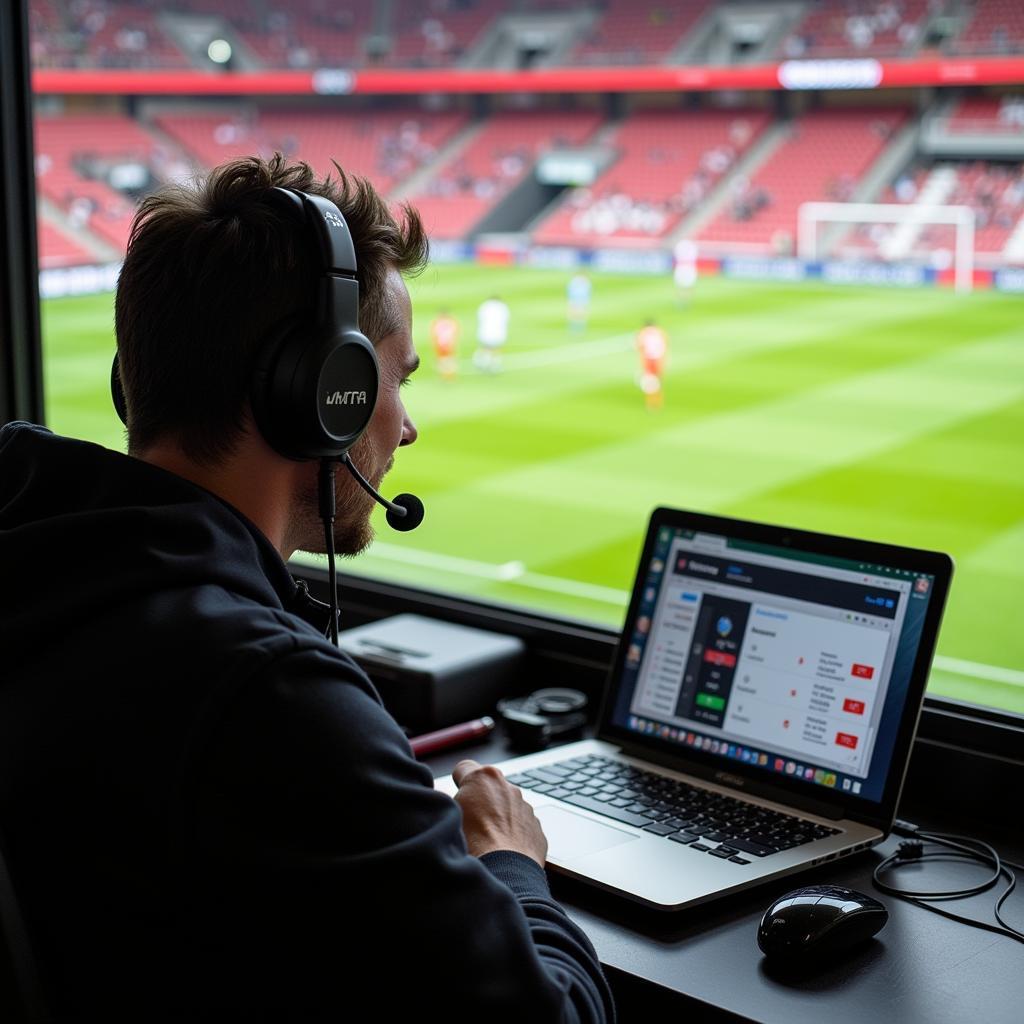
(757, 885, 888, 961)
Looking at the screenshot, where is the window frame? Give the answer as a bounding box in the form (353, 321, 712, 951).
(298, 566, 1024, 797)
(0, 0, 43, 427)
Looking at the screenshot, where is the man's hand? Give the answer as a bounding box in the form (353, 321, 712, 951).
(452, 760, 548, 868)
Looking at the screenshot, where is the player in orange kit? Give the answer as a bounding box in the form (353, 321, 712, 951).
(429, 309, 460, 379)
(635, 319, 668, 409)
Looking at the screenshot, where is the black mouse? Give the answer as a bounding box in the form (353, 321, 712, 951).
(757, 885, 888, 961)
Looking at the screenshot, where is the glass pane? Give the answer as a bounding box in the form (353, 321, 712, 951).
(30, 1, 1024, 717)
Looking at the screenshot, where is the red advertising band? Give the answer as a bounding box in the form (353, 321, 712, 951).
(32, 56, 1024, 97)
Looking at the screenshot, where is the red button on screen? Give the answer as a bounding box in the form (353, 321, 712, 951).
(851, 663, 875, 679)
(843, 698, 866, 715)
(836, 732, 859, 749)
(704, 650, 737, 668)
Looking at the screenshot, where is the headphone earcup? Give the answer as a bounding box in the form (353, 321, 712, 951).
(252, 320, 379, 461)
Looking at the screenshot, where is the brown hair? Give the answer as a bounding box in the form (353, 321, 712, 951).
(114, 153, 428, 465)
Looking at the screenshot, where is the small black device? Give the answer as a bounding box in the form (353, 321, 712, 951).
(497, 688, 588, 751)
(110, 187, 424, 643)
(757, 885, 888, 961)
(337, 614, 525, 732)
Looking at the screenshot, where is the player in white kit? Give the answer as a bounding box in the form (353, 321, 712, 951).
(474, 296, 510, 373)
(673, 238, 698, 304)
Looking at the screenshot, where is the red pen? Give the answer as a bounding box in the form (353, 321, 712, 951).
(409, 716, 495, 758)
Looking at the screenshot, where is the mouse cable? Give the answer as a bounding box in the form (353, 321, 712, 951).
(874, 822, 1024, 945)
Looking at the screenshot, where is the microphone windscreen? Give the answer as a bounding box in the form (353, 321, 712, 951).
(386, 493, 424, 532)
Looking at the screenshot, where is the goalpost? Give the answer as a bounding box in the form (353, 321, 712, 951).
(797, 202, 976, 294)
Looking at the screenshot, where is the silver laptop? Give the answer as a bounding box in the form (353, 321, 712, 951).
(437, 507, 953, 911)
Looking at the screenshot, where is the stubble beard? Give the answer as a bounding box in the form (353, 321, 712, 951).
(296, 439, 393, 558)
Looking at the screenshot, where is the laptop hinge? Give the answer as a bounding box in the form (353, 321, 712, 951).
(612, 738, 847, 821)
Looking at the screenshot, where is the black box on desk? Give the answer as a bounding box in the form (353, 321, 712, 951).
(336, 613, 525, 732)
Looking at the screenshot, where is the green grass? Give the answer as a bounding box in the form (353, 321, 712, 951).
(40, 266, 1024, 714)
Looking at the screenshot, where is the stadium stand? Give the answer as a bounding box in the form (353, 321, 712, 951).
(28, 0, 75, 68)
(30, 0, 189, 69)
(28, 0, 1024, 69)
(884, 161, 1024, 255)
(387, 0, 500, 67)
(571, 0, 708, 65)
(699, 108, 907, 252)
(223, 0, 372, 70)
(154, 109, 468, 196)
(947, 94, 1024, 133)
(533, 109, 769, 247)
(779, 0, 929, 59)
(34, 113, 176, 252)
(954, 0, 1024, 55)
(409, 109, 604, 239)
(36, 218, 96, 269)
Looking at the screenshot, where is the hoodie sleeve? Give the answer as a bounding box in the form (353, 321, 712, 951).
(180, 643, 615, 1023)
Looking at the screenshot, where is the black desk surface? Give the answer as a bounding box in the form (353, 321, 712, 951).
(428, 736, 1024, 1024)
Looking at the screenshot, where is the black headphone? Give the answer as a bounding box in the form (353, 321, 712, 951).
(111, 186, 379, 462)
(111, 186, 423, 644)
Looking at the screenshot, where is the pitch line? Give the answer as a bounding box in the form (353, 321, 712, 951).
(932, 656, 1024, 690)
(498, 332, 636, 372)
(368, 543, 1024, 688)
(369, 541, 629, 604)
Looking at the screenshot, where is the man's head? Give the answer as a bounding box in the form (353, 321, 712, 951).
(115, 153, 427, 555)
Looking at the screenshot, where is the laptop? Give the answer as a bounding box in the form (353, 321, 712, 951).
(436, 507, 953, 911)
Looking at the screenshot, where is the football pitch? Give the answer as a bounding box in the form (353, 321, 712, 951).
(41, 265, 1024, 714)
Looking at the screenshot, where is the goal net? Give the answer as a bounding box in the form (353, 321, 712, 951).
(797, 201, 976, 293)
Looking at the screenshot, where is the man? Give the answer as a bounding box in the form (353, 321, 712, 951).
(0, 155, 613, 1022)
(566, 272, 592, 331)
(429, 307, 460, 379)
(672, 237, 698, 305)
(636, 318, 669, 410)
(474, 294, 510, 372)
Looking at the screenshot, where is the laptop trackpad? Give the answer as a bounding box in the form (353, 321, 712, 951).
(536, 805, 641, 863)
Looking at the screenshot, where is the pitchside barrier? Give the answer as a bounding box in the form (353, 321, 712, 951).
(37, 251, 1021, 300)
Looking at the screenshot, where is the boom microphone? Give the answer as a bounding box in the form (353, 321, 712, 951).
(385, 492, 425, 532)
(341, 454, 424, 532)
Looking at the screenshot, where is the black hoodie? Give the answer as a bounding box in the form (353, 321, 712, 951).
(0, 422, 614, 1023)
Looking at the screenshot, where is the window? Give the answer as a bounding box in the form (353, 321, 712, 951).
(25, 1, 1024, 720)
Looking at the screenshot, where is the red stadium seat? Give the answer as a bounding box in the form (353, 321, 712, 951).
(699, 109, 907, 251)
(409, 110, 604, 240)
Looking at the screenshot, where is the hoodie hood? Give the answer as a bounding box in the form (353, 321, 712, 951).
(0, 422, 326, 656)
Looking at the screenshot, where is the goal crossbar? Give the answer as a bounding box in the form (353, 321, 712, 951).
(797, 202, 975, 293)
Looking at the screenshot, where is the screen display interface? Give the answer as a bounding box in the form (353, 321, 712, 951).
(610, 527, 936, 804)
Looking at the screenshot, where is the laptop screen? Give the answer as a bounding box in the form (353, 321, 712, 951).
(606, 520, 943, 806)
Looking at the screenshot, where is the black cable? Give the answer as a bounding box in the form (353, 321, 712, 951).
(318, 459, 339, 646)
(875, 822, 1024, 945)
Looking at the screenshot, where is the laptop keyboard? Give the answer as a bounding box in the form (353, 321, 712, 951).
(507, 754, 841, 865)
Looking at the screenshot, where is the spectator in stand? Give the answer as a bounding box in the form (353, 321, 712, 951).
(999, 97, 1024, 128)
(894, 173, 918, 203)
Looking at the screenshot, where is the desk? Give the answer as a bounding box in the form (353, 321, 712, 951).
(428, 735, 1024, 1024)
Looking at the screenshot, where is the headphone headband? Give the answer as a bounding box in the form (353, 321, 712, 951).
(111, 186, 379, 462)
(269, 188, 358, 278)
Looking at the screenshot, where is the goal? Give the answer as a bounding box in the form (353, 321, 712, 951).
(797, 201, 976, 293)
